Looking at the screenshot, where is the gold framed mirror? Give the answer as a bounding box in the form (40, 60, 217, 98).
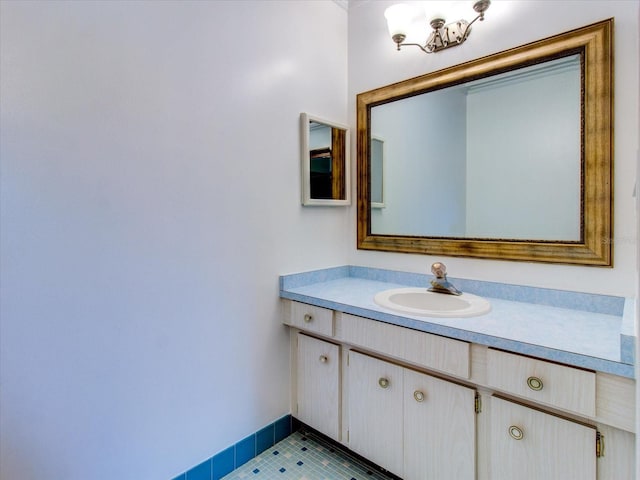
(357, 19, 613, 266)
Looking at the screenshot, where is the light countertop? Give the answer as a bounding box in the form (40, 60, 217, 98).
(280, 266, 635, 378)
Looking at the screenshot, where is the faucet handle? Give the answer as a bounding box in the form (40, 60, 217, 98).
(431, 262, 447, 278)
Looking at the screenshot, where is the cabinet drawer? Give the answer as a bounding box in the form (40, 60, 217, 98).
(486, 349, 596, 416)
(339, 313, 469, 378)
(289, 302, 334, 337)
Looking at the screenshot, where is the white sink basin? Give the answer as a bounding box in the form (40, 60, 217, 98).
(374, 288, 491, 318)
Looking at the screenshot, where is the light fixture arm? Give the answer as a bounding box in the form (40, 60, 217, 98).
(390, 0, 490, 54)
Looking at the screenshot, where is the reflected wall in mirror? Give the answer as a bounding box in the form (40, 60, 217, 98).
(301, 113, 350, 206)
(357, 19, 613, 265)
(371, 55, 581, 240)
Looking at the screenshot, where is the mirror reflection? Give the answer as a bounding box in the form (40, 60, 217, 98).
(370, 55, 581, 240)
(371, 137, 385, 209)
(301, 113, 350, 206)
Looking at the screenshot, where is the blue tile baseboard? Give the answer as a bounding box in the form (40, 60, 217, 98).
(172, 414, 293, 480)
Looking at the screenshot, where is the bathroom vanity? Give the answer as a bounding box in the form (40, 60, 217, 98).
(280, 266, 635, 480)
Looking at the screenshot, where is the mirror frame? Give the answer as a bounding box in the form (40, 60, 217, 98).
(301, 113, 351, 206)
(357, 19, 613, 266)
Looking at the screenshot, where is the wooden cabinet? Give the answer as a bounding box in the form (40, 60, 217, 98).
(347, 351, 404, 476)
(284, 300, 635, 480)
(296, 333, 340, 441)
(486, 349, 602, 478)
(347, 351, 476, 479)
(490, 396, 597, 479)
(403, 368, 476, 480)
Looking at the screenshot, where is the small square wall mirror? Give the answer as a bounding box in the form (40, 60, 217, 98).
(300, 113, 351, 206)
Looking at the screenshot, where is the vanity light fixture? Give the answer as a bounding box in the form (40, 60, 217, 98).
(384, 0, 490, 54)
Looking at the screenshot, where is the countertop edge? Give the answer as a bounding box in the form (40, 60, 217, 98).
(280, 289, 635, 379)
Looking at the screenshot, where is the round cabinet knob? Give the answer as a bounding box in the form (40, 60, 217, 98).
(303, 314, 313, 323)
(413, 390, 425, 402)
(319, 355, 328, 363)
(508, 425, 524, 440)
(378, 377, 390, 389)
(527, 376, 543, 391)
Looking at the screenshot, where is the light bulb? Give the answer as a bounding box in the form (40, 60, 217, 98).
(384, 4, 413, 38)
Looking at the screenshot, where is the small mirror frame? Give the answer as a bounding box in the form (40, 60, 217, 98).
(357, 19, 613, 266)
(301, 113, 351, 207)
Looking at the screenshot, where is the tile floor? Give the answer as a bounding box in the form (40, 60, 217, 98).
(220, 430, 396, 480)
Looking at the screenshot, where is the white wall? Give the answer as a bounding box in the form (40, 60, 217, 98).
(348, 0, 639, 297)
(0, 1, 348, 479)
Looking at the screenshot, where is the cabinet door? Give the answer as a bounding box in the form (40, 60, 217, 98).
(348, 351, 404, 477)
(491, 396, 596, 479)
(296, 334, 340, 440)
(403, 369, 476, 480)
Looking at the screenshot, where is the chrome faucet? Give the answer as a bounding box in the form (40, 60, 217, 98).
(428, 262, 462, 295)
